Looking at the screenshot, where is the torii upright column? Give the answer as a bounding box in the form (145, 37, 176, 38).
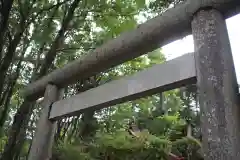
(192, 8, 240, 160)
(28, 84, 63, 160)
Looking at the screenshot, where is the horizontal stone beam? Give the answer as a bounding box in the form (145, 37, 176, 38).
(24, 0, 240, 100)
(49, 53, 197, 120)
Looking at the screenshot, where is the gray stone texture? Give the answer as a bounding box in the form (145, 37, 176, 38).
(192, 8, 240, 160)
(28, 84, 63, 160)
(49, 53, 196, 120)
(23, 0, 240, 100)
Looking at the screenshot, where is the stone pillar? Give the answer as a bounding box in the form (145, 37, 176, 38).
(192, 8, 240, 160)
(28, 84, 63, 160)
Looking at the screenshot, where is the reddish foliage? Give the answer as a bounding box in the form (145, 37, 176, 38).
(169, 153, 184, 160)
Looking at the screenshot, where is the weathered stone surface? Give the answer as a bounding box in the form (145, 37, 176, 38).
(192, 9, 240, 160)
(23, 0, 240, 100)
(49, 53, 196, 120)
(28, 84, 63, 160)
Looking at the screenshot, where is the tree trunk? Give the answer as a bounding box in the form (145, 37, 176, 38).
(0, 52, 24, 133)
(1, 100, 34, 160)
(0, 0, 14, 58)
(0, 78, 16, 130)
(0, 31, 24, 98)
(0, 0, 39, 97)
(67, 116, 80, 142)
(38, 0, 82, 77)
(1, 0, 81, 159)
(55, 120, 63, 142)
(0, 78, 12, 107)
(78, 110, 97, 140)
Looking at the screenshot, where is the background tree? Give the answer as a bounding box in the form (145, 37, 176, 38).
(0, 0, 205, 159)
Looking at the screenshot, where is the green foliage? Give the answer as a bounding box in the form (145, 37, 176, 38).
(0, 0, 202, 160)
(54, 142, 92, 160)
(0, 136, 7, 153)
(54, 130, 172, 160)
(54, 120, 202, 160)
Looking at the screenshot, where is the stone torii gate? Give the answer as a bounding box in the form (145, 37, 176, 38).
(22, 0, 240, 160)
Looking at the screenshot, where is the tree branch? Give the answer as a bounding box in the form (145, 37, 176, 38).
(28, 0, 71, 24)
(13, 46, 92, 64)
(56, 46, 95, 52)
(17, 0, 25, 20)
(38, 0, 82, 76)
(14, 56, 41, 64)
(74, 9, 140, 18)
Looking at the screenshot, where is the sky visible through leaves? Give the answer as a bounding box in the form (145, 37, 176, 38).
(162, 13, 240, 84)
